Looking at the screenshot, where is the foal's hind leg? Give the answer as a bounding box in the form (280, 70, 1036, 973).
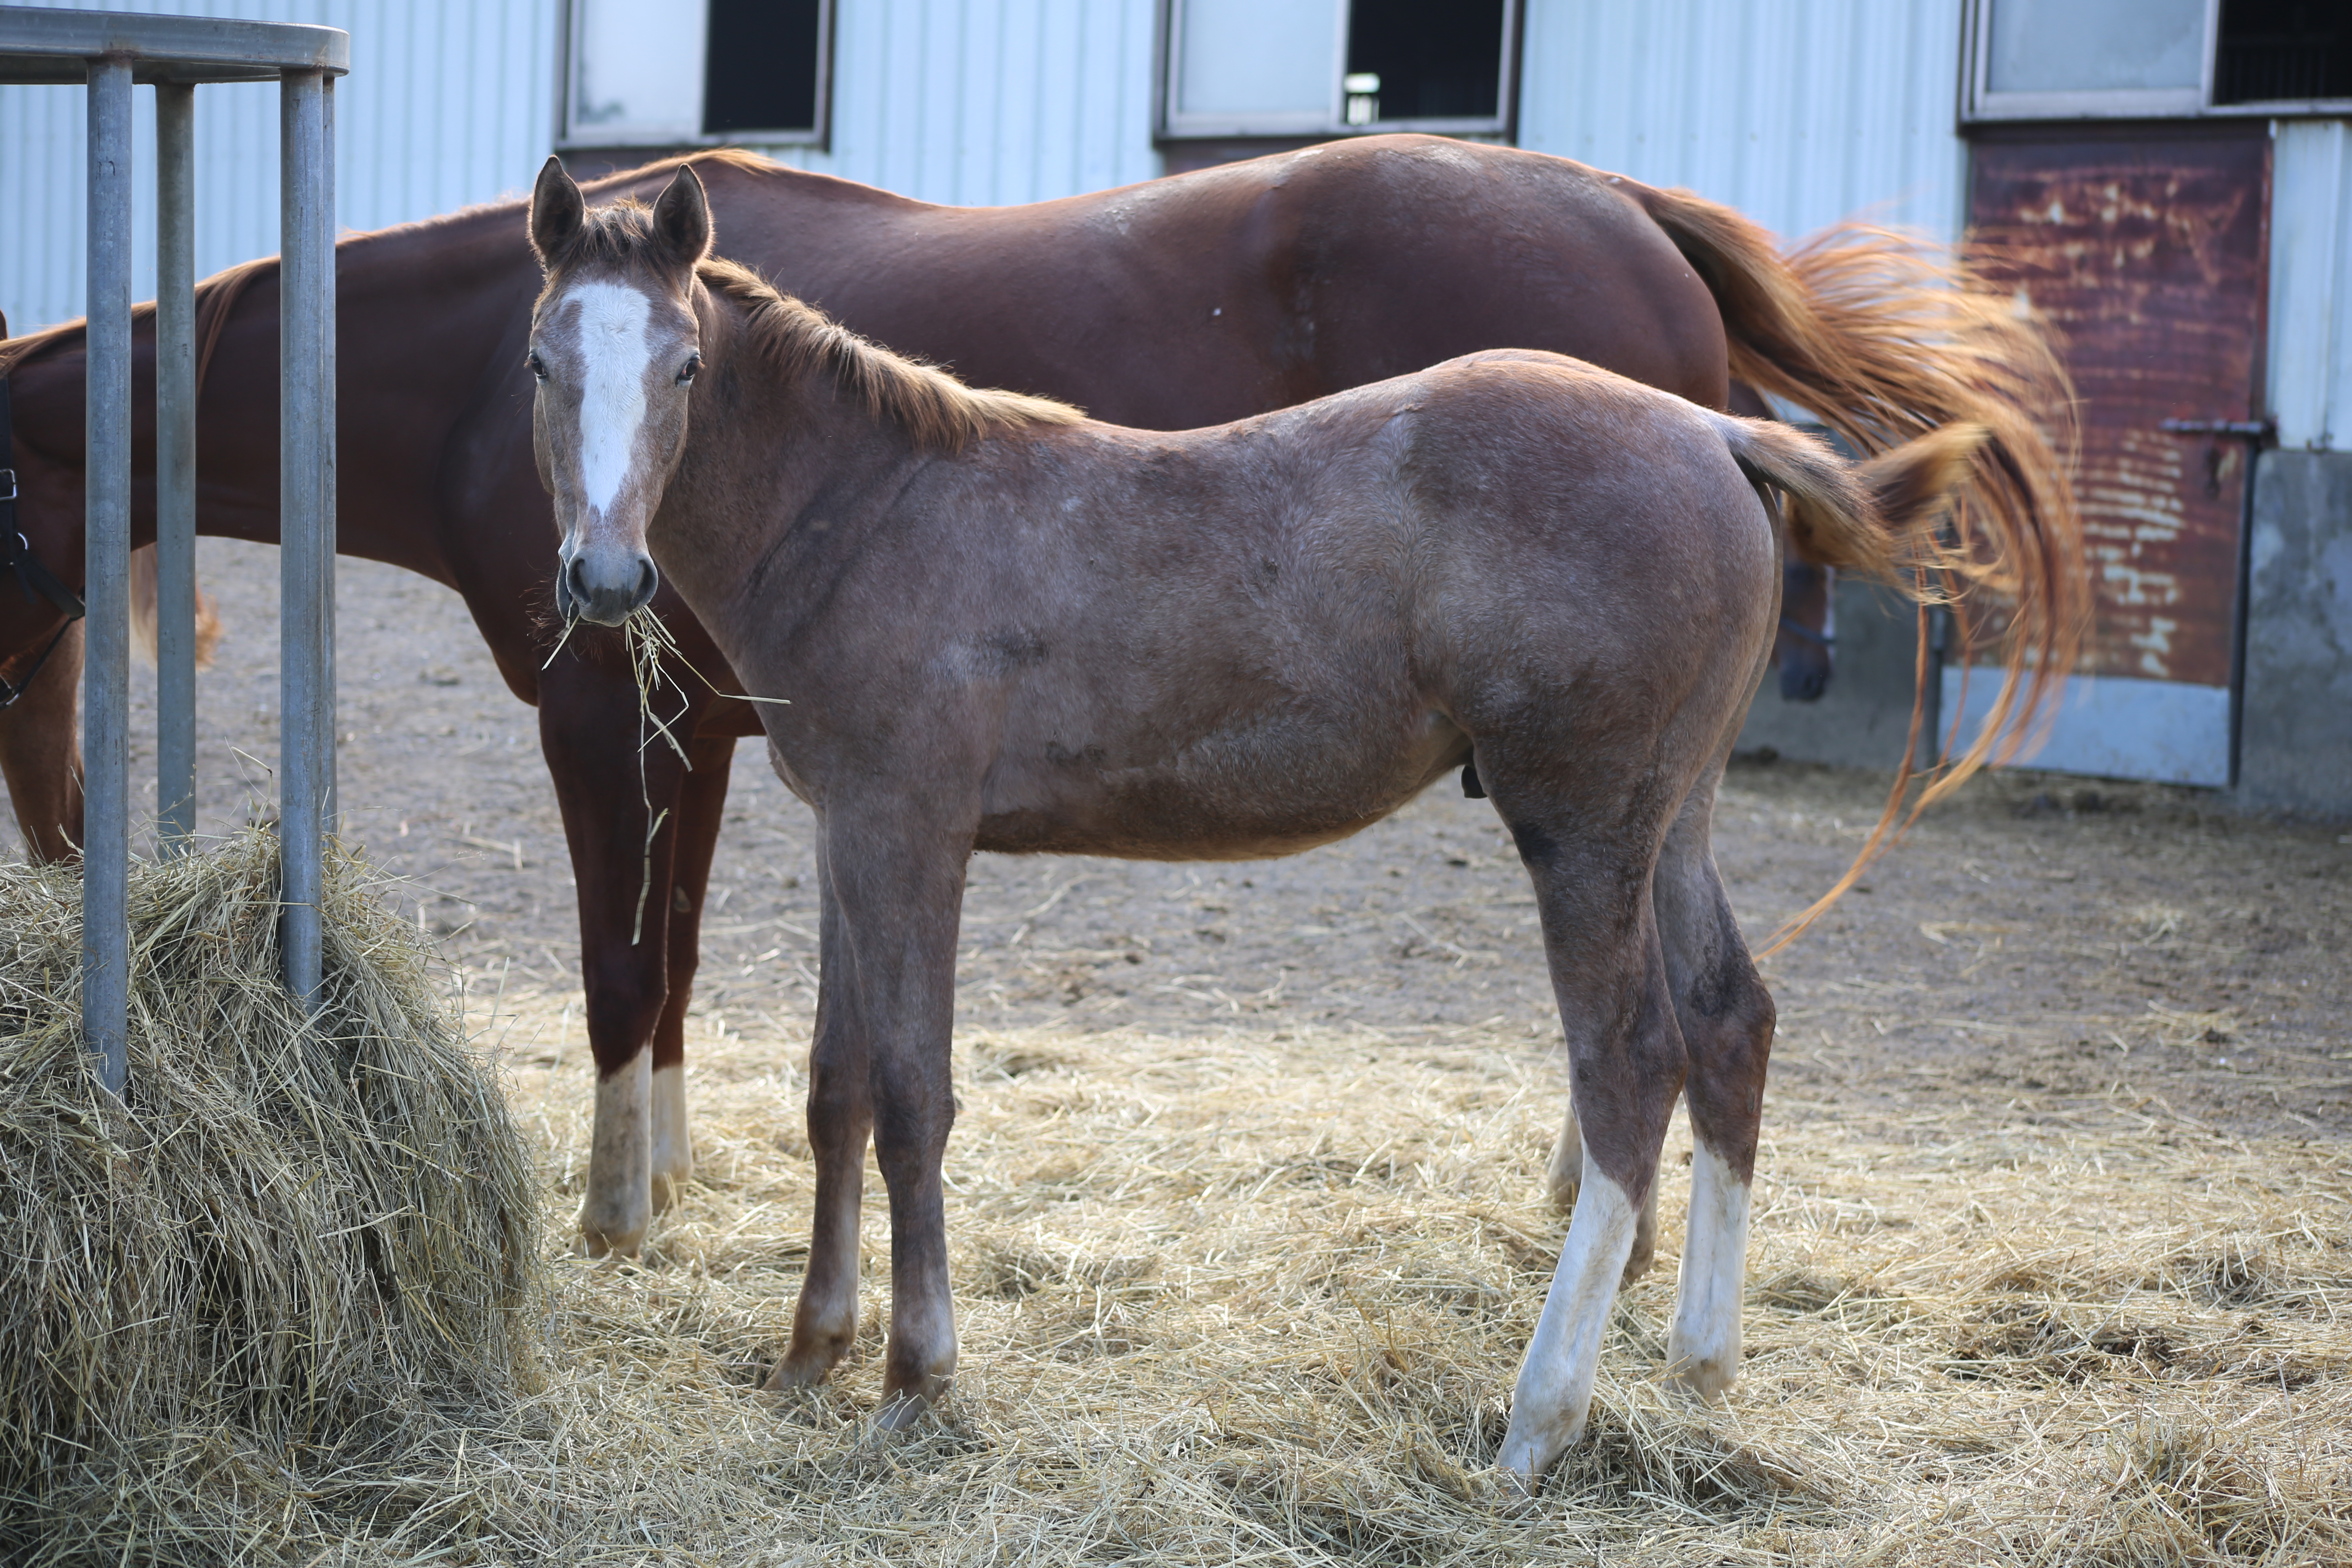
(1497, 813, 1690, 1483)
(1545, 1088, 1660, 1282)
(1651, 779, 1775, 1399)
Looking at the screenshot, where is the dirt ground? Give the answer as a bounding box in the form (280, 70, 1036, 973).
(88, 539, 2352, 1145)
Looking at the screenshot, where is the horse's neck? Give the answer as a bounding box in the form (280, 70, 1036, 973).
(655, 304, 927, 633)
(16, 216, 535, 578)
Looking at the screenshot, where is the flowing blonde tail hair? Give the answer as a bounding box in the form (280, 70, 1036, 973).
(1636, 184, 2086, 948)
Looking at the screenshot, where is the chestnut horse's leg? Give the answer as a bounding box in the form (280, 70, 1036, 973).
(1651, 777, 1775, 1399)
(1494, 796, 1690, 1483)
(645, 731, 738, 1212)
(769, 812, 968, 1418)
(539, 657, 708, 1256)
(0, 619, 86, 862)
(768, 840, 869, 1390)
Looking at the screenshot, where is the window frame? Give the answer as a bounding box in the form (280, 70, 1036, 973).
(1960, 0, 2352, 123)
(555, 0, 834, 151)
(1155, 0, 1521, 143)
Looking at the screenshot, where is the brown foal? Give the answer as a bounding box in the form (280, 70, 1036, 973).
(524, 164, 1984, 1483)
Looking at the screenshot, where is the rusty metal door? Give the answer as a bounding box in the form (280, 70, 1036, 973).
(1963, 122, 2271, 784)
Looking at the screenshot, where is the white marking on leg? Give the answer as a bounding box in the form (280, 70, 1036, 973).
(1666, 1141, 1752, 1398)
(649, 1062, 693, 1212)
(1499, 1159, 1639, 1482)
(580, 1049, 652, 1256)
(566, 281, 654, 513)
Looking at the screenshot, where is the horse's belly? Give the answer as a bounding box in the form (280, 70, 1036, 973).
(971, 714, 1467, 861)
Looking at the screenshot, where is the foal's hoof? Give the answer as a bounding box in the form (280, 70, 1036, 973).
(575, 1217, 646, 1260)
(1546, 1173, 1579, 1217)
(649, 1167, 691, 1215)
(764, 1348, 841, 1392)
(872, 1388, 942, 1432)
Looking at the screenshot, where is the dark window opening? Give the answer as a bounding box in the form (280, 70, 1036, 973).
(703, 0, 823, 135)
(2215, 0, 2352, 103)
(1343, 0, 1506, 125)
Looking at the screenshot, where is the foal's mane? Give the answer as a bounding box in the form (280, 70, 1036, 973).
(543, 195, 1080, 455)
(697, 257, 1083, 454)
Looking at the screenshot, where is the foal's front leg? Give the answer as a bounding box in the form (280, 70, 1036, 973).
(770, 847, 869, 1388)
(771, 816, 969, 1418)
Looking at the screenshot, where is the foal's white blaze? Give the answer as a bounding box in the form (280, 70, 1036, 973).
(1499, 1156, 1640, 1481)
(649, 1062, 692, 1209)
(1666, 1142, 1751, 1396)
(580, 1048, 653, 1255)
(566, 279, 656, 515)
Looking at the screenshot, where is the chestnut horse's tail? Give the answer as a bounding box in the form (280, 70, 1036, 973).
(126, 546, 223, 671)
(1633, 184, 2085, 779)
(1640, 183, 2086, 948)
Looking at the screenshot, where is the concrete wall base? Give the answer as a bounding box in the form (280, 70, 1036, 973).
(2237, 448, 2352, 820)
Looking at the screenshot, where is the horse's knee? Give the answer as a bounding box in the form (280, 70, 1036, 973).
(581, 960, 668, 1073)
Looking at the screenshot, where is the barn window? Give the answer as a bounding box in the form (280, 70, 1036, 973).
(1962, 0, 2352, 120)
(1160, 0, 1518, 141)
(2213, 1, 2352, 106)
(562, 0, 831, 150)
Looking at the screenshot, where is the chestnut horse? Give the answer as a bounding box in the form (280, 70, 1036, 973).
(525, 163, 1986, 1482)
(0, 136, 2079, 1258)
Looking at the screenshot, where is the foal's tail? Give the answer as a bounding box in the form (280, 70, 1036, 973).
(1719, 418, 1989, 582)
(1632, 183, 2086, 797)
(1717, 416, 1992, 951)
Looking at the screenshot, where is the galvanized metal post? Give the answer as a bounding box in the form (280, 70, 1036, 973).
(155, 79, 198, 854)
(319, 74, 338, 832)
(278, 67, 332, 1012)
(81, 54, 133, 1098)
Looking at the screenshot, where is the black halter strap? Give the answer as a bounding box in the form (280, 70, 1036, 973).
(0, 374, 88, 710)
(1776, 614, 1834, 649)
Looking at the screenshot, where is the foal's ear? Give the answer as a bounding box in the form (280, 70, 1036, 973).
(530, 156, 586, 270)
(650, 165, 714, 272)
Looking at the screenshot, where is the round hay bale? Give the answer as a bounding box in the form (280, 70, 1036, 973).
(0, 830, 541, 1544)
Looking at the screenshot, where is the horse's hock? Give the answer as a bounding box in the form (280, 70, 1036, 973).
(0, 831, 541, 1527)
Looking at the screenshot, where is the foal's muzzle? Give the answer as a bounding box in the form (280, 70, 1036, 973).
(561, 550, 659, 626)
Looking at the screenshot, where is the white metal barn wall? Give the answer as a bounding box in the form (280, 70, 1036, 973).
(1517, 0, 1971, 246)
(753, 0, 1163, 207)
(0, 0, 559, 333)
(2271, 119, 2352, 454)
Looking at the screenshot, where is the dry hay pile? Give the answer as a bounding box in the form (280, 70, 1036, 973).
(160, 1003, 2332, 1568)
(0, 831, 540, 1564)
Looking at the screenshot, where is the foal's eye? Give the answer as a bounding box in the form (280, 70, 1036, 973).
(677, 354, 702, 384)
(527, 351, 548, 382)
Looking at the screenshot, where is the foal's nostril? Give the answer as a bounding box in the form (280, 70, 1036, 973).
(562, 555, 592, 616)
(634, 557, 659, 609)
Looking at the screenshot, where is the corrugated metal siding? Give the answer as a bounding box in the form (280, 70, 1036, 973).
(0, 0, 559, 334)
(752, 0, 1163, 207)
(1517, 0, 1970, 244)
(2270, 118, 2352, 452)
